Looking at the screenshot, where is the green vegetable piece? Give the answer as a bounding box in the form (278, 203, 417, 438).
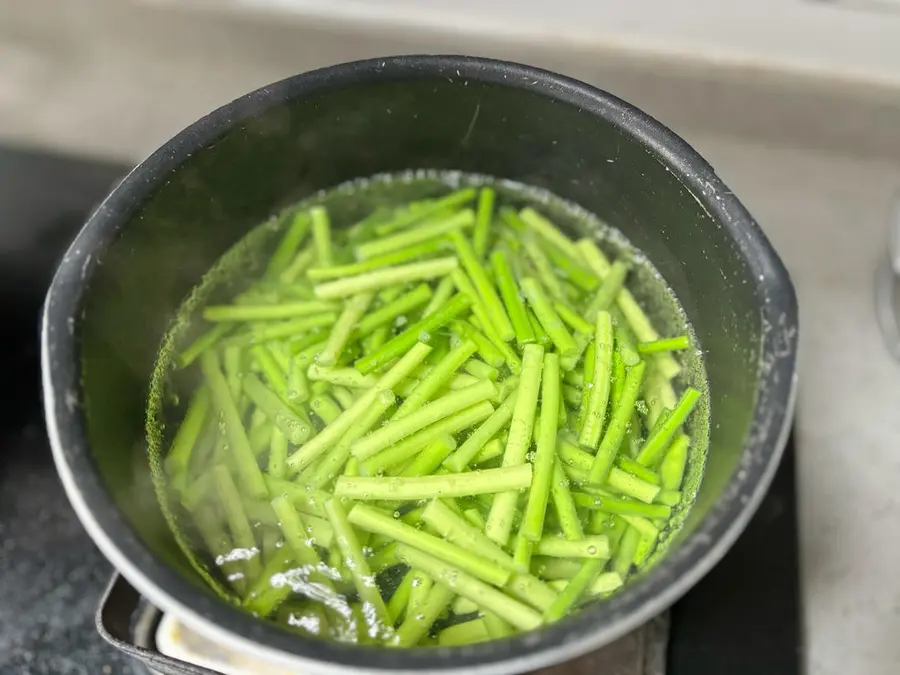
(490, 249, 536, 345)
(660, 433, 690, 490)
(310, 206, 333, 268)
(242, 373, 312, 445)
(636, 388, 700, 467)
(550, 458, 584, 541)
(314, 257, 458, 300)
(542, 558, 605, 623)
(395, 546, 542, 631)
(348, 504, 510, 586)
(391, 582, 454, 647)
(179, 323, 231, 368)
(286, 342, 432, 472)
(317, 292, 374, 367)
(200, 352, 268, 500)
(203, 300, 337, 322)
(472, 187, 496, 257)
(165, 387, 210, 478)
(534, 535, 609, 559)
(443, 388, 517, 472)
(450, 230, 515, 342)
(485, 344, 544, 546)
(354, 294, 471, 375)
(393, 339, 478, 419)
(266, 210, 311, 279)
(589, 361, 647, 483)
(439, 619, 490, 646)
(324, 499, 392, 633)
(335, 464, 532, 502)
(375, 188, 477, 236)
(213, 465, 263, 580)
(356, 210, 474, 260)
(520, 353, 561, 542)
(520, 277, 578, 357)
(352, 380, 496, 461)
(578, 311, 614, 449)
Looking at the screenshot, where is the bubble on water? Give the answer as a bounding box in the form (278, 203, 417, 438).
(392, 511, 401, 518)
(418, 330, 431, 341)
(587, 545, 597, 555)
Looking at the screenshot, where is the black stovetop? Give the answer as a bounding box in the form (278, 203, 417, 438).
(0, 144, 802, 675)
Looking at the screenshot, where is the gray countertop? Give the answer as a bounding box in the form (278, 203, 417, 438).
(3, 1, 900, 673)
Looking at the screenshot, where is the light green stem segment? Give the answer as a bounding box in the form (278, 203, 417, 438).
(165, 387, 210, 477)
(578, 311, 614, 449)
(313, 257, 458, 299)
(491, 249, 535, 345)
(316, 292, 374, 367)
(443, 387, 517, 472)
(310, 206, 333, 267)
(395, 546, 543, 631)
(306, 390, 396, 489)
(387, 569, 414, 624)
(520, 353, 561, 542)
(356, 209, 474, 260)
(520, 277, 578, 357)
(179, 323, 231, 368)
(352, 283, 432, 336)
(200, 351, 267, 500)
(391, 582, 454, 648)
(306, 364, 376, 389)
(576, 238, 680, 380)
(523, 237, 565, 301)
(374, 402, 493, 476)
(486, 344, 544, 546)
(375, 187, 476, 236)
(334, 464, 532, 501)
(589, 361, 647, 483)
(361, 434, 456, 479)
(421, 499, 515, 571)
(472, 187, 495, 258)
(422, 276, 456, 317)
(354, 294, 471, 374)
(242, 373, 312, 445)
(280, 246, 316, 284)
(660, 433, 690, 490)
(213, 465, 263, 580)
(439, 619, 490, 646)
(518, 207, 582, 262)
(348, 504, 510, 586)
(636, 387, 700, 467)
(286, 342, 432, 472)
(203, 300, 337, 322)
(267, 427, 288, 479)
(323, 499, 392, 631)
(534, 535, 610, 559)
(450, 230, 515, 342)
(637, 335, 691, 354)
(266, 210, 311, 279)
(543, 557, 605, 623)
(551, 458, 584, 541)
(351, 380, 496, 460)
(307, 240, 444, 281)
(393, 339, 477, 420)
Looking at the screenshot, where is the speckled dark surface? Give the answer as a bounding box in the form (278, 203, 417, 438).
(0, 144, 137, 675)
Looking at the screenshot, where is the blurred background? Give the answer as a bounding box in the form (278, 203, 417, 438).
(2, 1, 899, 674)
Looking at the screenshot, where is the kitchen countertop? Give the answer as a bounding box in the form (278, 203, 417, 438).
(2, 2, 900, 673)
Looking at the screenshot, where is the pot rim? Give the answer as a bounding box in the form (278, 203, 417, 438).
(41, 54, 798, 674)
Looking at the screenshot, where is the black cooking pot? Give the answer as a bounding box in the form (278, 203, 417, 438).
(41, 55, 797, 674)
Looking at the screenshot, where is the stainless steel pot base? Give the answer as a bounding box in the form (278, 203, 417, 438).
(102, 573, 668, 675)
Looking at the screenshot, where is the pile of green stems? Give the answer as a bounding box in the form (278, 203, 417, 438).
(162, 186, 700, 647)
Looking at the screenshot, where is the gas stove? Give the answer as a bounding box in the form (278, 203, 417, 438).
(0, 143, 802, 675)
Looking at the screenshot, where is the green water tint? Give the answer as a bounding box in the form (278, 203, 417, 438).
(146, 171, 709, 646)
